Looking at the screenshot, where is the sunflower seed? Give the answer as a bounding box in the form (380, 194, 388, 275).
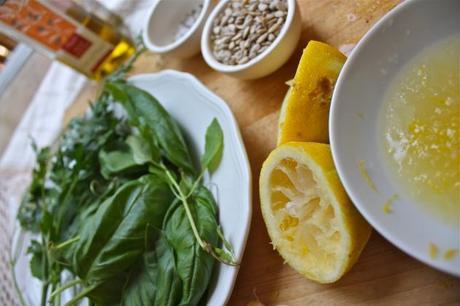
(242, 26, 250, 39)
(239, 56, 249, 64)
(258, 3, 268, 11)
(256, 33, 268, 43)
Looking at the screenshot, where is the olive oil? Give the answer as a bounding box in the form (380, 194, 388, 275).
(381, 35, 460, 224)
(0, 0, 135, 80)
(62, 0, 135, 79)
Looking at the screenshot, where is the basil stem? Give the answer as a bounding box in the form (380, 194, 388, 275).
(160, 163, 238, 266)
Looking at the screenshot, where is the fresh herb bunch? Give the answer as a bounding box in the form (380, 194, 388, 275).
(18, 94, 131, 306)
(16, 40, 236, 306)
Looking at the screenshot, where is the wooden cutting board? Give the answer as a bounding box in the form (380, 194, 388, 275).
(68, 0, 460, 305)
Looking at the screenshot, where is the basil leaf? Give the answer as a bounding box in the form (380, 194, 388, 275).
(163, 186, 219, 306)
(139, 125, 162, 163)
(121, 230, 182, 306)
(99, 149, 140, 179)
(153, 234, 183, 306)
(121, 251, 157, 306)
(201, 119, 223, 173)
(179, 173, 194, 195)
(106, 82, 196, 174)
(60, 201, 101, 266)
(126, 134, 159, 165)
(86, 277, 128, 305)
(194, 185, 218, 217)
(73, 175, 174, 286)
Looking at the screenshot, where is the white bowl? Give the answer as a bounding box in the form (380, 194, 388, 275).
(201, 0, 301, 79)
(143, 0, 216, 58)
(330, 0, 460, 276)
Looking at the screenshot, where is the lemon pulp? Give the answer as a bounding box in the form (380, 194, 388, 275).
(381, 35, 460, 224)
(260, 142, 371, 283)
(269, 157, 341, 271)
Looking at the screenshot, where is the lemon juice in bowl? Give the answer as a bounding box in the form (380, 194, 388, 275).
(380, 34, 460, 225)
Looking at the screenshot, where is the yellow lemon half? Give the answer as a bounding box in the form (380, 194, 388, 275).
(278, 41, 346, 145)
(260, 142, 371, 283)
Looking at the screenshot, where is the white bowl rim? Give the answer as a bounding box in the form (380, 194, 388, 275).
(329, 0, 460, 277)
(201, 0, 296, 72)
(143, 0, 212, 53)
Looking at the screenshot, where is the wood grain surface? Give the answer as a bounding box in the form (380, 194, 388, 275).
(67, 0, 460, 305)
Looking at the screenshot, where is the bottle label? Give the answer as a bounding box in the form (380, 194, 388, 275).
(0, 0, 114, 76)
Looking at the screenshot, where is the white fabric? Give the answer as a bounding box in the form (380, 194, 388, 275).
(0, 63, 86, 172)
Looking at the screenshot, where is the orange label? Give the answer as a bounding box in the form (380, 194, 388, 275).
(0, 0, 76, 51)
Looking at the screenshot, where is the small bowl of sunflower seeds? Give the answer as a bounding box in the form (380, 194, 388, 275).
(201, 0, 301, 79)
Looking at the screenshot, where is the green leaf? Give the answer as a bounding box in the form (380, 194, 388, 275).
(212, 247, 234, 264)
(201, 119, 224, 173)
(105, 82, 196, 174)
(217, 225, 234, 255)
(27, 240, 45, 280)
(120, 251, 157, 306)
(148, 164, 172, 184)
(17, 146, 50, 232)
(60, 200, 104, 266)
(152, 234, 183, 306)
(72, 175, 175, 298)
(126, 134, 159, 165)
(163, 185, 219, 306)
(84, 277, 127, 305)
(39, 210, 53, 235)
(121, 230, 183, 306)
(99, 149, 143, 179)
(179, 172, 194, 195)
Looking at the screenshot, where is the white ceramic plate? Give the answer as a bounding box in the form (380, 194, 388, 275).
(330, 0, 460, 277)
(12, 70, 252, 305)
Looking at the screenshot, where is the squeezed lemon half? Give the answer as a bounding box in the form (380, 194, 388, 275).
(260, 142, 371, 283)
(278, 41, 346, 145)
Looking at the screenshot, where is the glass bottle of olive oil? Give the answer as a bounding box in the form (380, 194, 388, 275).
(0, 0, 135, 80)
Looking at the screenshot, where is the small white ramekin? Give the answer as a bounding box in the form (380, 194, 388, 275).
(143, 0, 216, 58)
